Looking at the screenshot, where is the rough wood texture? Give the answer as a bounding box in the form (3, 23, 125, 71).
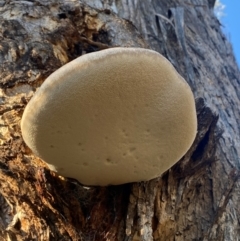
(0, 0, 240, 240)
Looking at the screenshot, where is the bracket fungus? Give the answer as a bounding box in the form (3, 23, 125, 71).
(21, 47, 197, 186)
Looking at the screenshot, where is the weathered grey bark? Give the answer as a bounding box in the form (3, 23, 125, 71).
(0, 0, 240, 241)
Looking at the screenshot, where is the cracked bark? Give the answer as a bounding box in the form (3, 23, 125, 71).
(1, 0, 240, 240)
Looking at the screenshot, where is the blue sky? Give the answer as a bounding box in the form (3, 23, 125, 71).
(216, 1, 240, 67)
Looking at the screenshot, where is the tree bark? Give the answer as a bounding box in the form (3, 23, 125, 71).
(1, 0, 240, 241)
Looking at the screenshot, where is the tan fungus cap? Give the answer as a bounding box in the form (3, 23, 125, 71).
(21, 47, 197, 186)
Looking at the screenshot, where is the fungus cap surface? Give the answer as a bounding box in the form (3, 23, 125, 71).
(21, 47, 197, 186)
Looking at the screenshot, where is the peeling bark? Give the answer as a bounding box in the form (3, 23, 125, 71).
(1, 0, 240, 241)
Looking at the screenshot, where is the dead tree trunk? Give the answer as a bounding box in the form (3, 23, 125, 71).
(1, 0, 240, 240)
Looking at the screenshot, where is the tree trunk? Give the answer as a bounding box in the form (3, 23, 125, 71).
(1, 0, 240, 240)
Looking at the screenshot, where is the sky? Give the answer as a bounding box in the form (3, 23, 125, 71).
(215, 0, 240, 67)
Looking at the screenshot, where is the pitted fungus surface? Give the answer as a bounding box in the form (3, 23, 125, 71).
(21, 48, 197, 186)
